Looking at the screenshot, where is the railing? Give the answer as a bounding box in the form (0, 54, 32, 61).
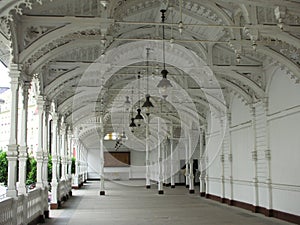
(58, 180, 66, 201)
(0, 188, 47, 225)
(0, 197, 14, 225)
(27, 188, 43, 223)
(72, 173, 85, 188)
(16, 195, 25, 225)
(0, 193, 6, 200)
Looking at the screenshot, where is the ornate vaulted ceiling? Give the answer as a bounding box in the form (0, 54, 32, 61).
(0, 0, 300, 149)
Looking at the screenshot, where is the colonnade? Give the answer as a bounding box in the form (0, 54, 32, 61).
(133, 117, 207, 196)
(5, 63, 206, 212)
(4, 64, 87, 213)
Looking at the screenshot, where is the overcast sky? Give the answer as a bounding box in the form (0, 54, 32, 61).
(0, 63, 10, 88)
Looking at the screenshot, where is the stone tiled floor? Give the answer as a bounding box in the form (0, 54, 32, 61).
(41, 180, 294, 225)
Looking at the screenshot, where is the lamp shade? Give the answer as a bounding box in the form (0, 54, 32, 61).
(129, 118, 137, 127)
(142, 94, 154, 116)
(135, 108, 144, 120)
(157, 69, 173, 99)
(124, 96, 131, 111)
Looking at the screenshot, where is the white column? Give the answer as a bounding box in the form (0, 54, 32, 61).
(67, 130, 73, 179)
(60, 122, 67, 181)
(56, 124, 61, 181)
(7, 64, 20, 198)
(199, 127, 206, 196)
(165, 140, 170, 186)
(220, 117, 225, 201)
(145, 116, 151, 188)
(36, 96, 44, 188)
(50, 114, 59, 208)
(82, 148, 87, 182)
(78, 144, 82, 184)
(73, 129, 80, 188)
(99, 126, 105, 195)
(17, 82, 30, 194)
(42, 104, 49, 188)
(264, 100, 273, 215)
(67, 129, 73, 196)
(157, 118, 164, 194)
(184, 137, 189, 188)
(170, 126, 175, 188)
(161, 140, 166, 185)
(77, 144, 81, 182)
(253, 100, 272, 215)
(205, 130, 209, 197)
(251, 105, 258, 211)
(42, 103, 50, 216)
(227, 114, 233, 204)
(188, 132, 195, 194)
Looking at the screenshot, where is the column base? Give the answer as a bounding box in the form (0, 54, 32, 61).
(38, 214, 45, 223)
(200, 192, 205, 197)
(171, 185, 175, 189)
(189, 189, 195, 194)
(165, 183, 171, 187)
(146, 185, 151, 189)
(185, 185, 189, 188)
(50, 203, 58, 209)
(28, 214, 45, 225)
(266, 209, 274, 217)
(158, 190, 164, 195)
(100, 191, 105, 195)
(44, 210, 50, 219)
(252, 205, 259, 213)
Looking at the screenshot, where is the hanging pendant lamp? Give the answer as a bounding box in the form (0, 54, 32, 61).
(135, 73, 144, 126)
(142, 48, 154, 116)
(129, 88, 137, 132)
(157, 9, 173, 99)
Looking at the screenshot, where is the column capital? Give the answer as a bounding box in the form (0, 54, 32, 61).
(67, 128, 73, 136)
(9, 63, 21, 80)
(52, 113, 59, 122)
(37, 95, 45, 108)
(7, 144, 19, 157)
(252, 151, 258, 161)
(21, 80, 31, 91)
(220, 154, 225, 162)
(61, 123, 66, 133)
(228, 153, 233, 162)
(265, 149, 271, 160)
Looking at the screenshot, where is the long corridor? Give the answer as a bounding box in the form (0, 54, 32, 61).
(41, 181, 293, 225)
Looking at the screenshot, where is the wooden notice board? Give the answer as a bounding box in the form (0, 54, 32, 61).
(104, 151, 130, 167)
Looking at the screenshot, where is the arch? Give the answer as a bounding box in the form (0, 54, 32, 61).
(28, 39, 98, 74)
(219, 79, 253, 105)
(258, 47, 300, 81)
(216, 70, 265, 99)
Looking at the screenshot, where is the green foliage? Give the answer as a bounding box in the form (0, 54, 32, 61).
(0, 151, 8, 185)
(26, 156, 36, 185)
(0, 151, 57, 186)
(48, 154, 52, 183)
(71, 157, 76, 174)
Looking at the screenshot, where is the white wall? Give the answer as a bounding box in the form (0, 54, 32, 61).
(205, 66, 300, 217)
(206, 113, 222, 196)
(268, 69, 300, 215)
(231, 96, 254, 203)
(87, 140, 146, 179)
(87, 148, 100, 179)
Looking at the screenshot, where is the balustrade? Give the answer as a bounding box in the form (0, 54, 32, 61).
(0, 187, 50, 225)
